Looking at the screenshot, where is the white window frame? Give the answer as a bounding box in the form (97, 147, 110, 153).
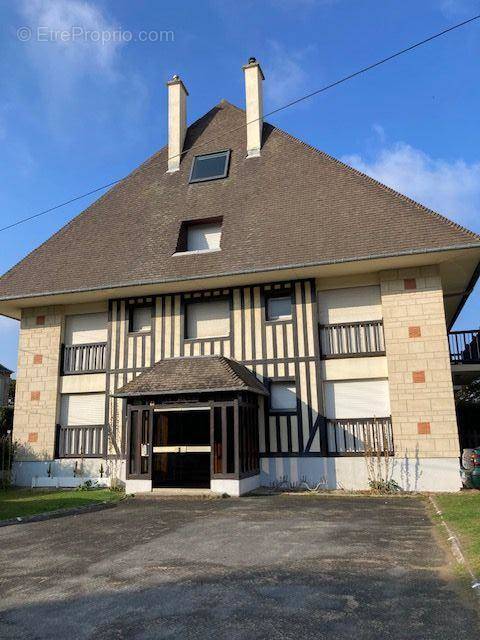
(130, 305, 152, 334)
(266, 295, 292, 322)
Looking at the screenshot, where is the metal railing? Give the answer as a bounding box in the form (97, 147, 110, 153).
(320, 320, 385, 358)
(448, 330, 480, 364)
(56, 424, 104, 458)
(61, 342, 107, 374)
(327, 417, 393, 456)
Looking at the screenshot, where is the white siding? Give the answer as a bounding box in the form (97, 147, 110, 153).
(187, 223, 221, 251)
(64, 313, 107, 345)
(318, 285, 382, 324)
(60, 393, 105, 426)
(186, 300, 230, 339)
(324, 379, 390, 418)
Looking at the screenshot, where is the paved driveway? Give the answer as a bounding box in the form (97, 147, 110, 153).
(0, 495, 477, 639)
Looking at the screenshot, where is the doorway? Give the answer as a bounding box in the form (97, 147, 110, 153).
(152, 409, 210, 488)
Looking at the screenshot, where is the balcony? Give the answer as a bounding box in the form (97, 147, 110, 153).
(327, 416, 394, 456)
(56, 424, 104, 458)
(448, 330, 480, 364)
(61, 342, 107, 375)
(319, 320, 385, 359)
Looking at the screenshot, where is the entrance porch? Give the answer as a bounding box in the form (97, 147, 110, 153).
(114, 356, 268, 496)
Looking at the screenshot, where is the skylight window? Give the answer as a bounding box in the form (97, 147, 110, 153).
(189, 150, 230, 183)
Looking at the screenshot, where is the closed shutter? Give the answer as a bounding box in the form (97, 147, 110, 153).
(270, 382, 297, 410)
(318, 286, 381, 324)
(186, 300, 230, 339)
(187, 223, 221, 251)
(64, 313, 107, 345)
(324, 380, 390, 419)
(60, 393, 105, 426)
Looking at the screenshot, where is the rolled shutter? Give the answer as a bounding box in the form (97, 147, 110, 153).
(64, 313, 107, 345)
(325, 380, 390, 419)
(186, 300, 230, 339)
(60, 393, 105, 426)
(318, 286, 381, 324)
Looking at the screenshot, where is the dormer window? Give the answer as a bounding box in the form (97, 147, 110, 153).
(175, 217, 222, 254)
(189, 150, 230, 183)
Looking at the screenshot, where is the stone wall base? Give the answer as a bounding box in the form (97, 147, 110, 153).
(260, 456, 461, 492)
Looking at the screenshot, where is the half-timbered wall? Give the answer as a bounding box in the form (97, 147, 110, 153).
(106, 280, 324, 458)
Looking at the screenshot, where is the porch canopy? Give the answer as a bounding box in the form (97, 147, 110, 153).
(114, 355, 268, 398)
(115, 356, 267, 487)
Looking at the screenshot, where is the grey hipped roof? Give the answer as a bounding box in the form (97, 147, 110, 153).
(0, 100, 479, 301)
(114, 355, 268, 397)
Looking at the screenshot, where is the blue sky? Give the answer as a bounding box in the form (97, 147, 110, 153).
(0, 0, 479, 372)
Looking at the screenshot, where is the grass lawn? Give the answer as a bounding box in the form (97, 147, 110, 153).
(0, 488, 123, 521)
(434, 492, 480, 575)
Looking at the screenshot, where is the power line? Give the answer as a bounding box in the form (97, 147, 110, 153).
(1, 14, 479, 234)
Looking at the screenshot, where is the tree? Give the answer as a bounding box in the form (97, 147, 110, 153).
(8, 379, 15, 406)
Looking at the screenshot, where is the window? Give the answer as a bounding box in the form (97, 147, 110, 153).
(318, 285, 382, 325)
(175, 218, 222, 254)
(187, 221, 221, 251)
(60, 393, 105, 426)
(266, 295, 292, 321)
(270, 381, 297, 411)
(185, 299, 230, 339)
(64, 312, 107, 345)
(129, 306, 151, 333)
(189, 150, 230, 183)
(324, 379, 391, 419)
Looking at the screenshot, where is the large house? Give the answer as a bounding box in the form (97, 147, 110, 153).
(0, 59, 479, 494)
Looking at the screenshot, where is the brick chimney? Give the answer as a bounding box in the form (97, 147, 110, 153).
(166, 74, 188, 172)
(242, 57, 265, 158)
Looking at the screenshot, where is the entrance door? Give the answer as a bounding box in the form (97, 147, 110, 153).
(152, 410, 210, 488)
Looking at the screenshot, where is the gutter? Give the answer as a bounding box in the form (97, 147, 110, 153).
(1, 242, 480, 303)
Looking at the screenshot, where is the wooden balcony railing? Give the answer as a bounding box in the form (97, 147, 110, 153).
(448, 330, 480, 364)
(320, 320, 385, 359)
(61, 342, 107, 375)
(56, 424, 104, 458)
(327, 417, 393, 456)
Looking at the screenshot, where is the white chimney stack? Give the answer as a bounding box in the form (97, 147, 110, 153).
(242, 57, 265, 158)
(166, 74, 188, 172)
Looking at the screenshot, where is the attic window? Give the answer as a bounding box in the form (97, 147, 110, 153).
(189, 150, 230, 183)
(175, 218, 222, 254)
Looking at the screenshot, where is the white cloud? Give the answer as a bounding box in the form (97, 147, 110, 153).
(18, 0, 125, 100)
(342, 142, 480, 231)
(264, 41, 316, 108)
(438, 0, 478, 18)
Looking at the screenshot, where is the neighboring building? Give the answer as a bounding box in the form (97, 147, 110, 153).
(0, 364, 12, 407)
(0, 59, 479, 494)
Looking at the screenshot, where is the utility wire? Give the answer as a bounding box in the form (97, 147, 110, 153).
(1, 14, 479, 234)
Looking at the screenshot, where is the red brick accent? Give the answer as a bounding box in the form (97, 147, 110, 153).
(408, 326, 422, 338)
(404, 278, 417, 291)
(412, 370, 426, 383)
(33, 354, 43, 365)
(36, 315, 45, 326)
(28, 432, 38, 443)
(417, 421, 431, 435)
(30, 390, 40, 401)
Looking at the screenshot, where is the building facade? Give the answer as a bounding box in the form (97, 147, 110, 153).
(2, 59, 480, 494)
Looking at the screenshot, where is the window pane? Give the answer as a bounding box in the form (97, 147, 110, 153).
(132, 306, 151, 332)
(190, 151, 229, 182)
(270, 382, 297, 410)
(267, 296, 291, 321)
(186, 300, 230, 339)
(187, 223, 221, 251)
